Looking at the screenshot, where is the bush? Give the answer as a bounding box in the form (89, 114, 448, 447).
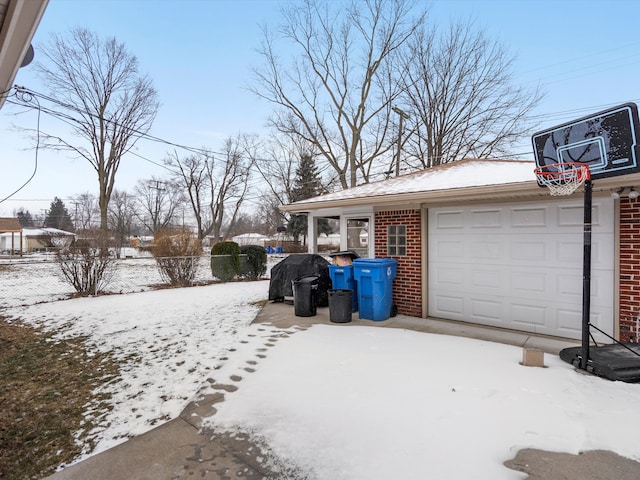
(210, 241, 241, 282)
(56, 230, 115, 296)
(151, 229, 202, 287)
(240, 245, 267, 280)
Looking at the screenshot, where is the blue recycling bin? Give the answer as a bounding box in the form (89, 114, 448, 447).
(329, 265, 358, 312)
(353, 258, 397, 321)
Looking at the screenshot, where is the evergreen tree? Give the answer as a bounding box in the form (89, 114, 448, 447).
(45, 197, 75, 232)
(287, 154, 331, 242)
(290, 153, 322, 202)
(15, 208, 35, 227)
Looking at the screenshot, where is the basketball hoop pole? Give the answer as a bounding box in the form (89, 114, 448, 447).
(580, 180, 593, 370)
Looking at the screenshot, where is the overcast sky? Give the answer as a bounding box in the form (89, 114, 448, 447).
(1, 0, 640, 217)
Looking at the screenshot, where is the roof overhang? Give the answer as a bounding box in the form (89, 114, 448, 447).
(0, 0, 48, 109)
(281, 162, 640, 215)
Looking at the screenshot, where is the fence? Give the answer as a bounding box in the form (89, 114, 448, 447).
(0, 254, 230, 309)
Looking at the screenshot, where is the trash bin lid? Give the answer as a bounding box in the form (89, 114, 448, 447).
(328, 250, 360, 260)
(352, 258, 396, 265)
(294, 275, 320, 284)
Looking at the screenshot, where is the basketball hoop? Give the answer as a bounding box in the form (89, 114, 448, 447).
(534, 162, 591, 196)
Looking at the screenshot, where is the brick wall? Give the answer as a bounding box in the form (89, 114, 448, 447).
(374, 209, 422, 317)
(619, 197, 640, 342)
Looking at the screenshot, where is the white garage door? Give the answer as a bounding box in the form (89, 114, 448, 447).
(428, 199, 614, 340)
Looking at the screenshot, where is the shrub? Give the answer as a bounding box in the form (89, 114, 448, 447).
(151, 229, 202, 287)
(56, 230, 115, 296)
(210, 241, 241, 282)
(240, 245, 267, 280)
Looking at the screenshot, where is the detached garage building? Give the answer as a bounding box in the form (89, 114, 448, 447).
(281, 159, 640, 343)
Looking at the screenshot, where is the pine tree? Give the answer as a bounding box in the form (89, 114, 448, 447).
(290, 154, 322, 202)
(45, 197, 75, 232)
(287, 154, 331, 242)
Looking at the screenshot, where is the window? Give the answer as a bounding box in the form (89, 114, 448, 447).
(387, 225, 406, 256)
(347, 218, 370, 258)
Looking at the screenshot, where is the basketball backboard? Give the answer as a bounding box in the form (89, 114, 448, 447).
(532, 103, 640, 181)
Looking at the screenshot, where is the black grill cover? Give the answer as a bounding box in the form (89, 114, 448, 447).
(269, 254, 332, 306)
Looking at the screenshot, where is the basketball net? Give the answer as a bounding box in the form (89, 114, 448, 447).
(534, 162, 591, 196)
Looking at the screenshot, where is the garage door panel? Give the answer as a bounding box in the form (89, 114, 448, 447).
(470, 240, 503, 260)
(511, 241, 546, 261)
(511, 303, 547, 326)
(470, 209, 502, 227)
(557, 204, 585, 226)
(433, 294, 464, 317)
(591, 234, 615, 266)
(434, 239, 464, 258)
(511, 271, 547, 294)
(555, 272, 581, 296)
(470, 298, 503, 321)
(471, 269, 502, 290)
(556, 308, 583, 333)
(557, 203, 611, 228)
(428, 199, 614, 340)
(592, 273, 614, 305)
(432, 233, 605, 268)
(434, 210, 464, 228)
(511, 206, 547, 227)
(435, 266, 464, 286)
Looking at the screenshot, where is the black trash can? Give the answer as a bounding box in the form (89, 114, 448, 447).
(329, 289, 353, 323)
(293, 275, 319, 317)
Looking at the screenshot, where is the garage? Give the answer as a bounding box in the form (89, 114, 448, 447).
(428, 198, 614, 340)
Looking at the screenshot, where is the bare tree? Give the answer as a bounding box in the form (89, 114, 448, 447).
(34, 28, 159, 231)
(71, 192, 99, 232)
(254, 134, 307, 219)
(253, 133, 335, 234)
(166, 135, 252, 241)
(251, 0, 425, 188)
(134, 177, 184, 234)
(399, 20, 544, 168)
(107, 189, 137, 255)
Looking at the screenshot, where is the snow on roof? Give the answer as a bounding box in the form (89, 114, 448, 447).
(291, 159, 536, 207)
(233, 233, 269, 239)
(0, 227, 76, 237)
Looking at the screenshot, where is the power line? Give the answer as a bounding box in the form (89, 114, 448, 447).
(0, 91, 41, 204)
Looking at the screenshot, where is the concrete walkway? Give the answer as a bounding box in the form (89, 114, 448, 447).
(47, 303, 582, 479)
(258, 301, 579, 355)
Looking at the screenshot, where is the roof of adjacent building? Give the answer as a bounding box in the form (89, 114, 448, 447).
(0, 217, 21, 232)
(0, 226, 76, 237)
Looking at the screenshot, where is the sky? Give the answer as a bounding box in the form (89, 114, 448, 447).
(2, 0, 640, 217)
(4, 257, 640, 478)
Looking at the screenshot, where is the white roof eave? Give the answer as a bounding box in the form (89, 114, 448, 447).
(281, 162, 640, 214)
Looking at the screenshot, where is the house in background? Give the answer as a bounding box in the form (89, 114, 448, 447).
(281, 158, 640, 344)
(0, 217, 22, 254)
(232, 232, 269, 246)
(0, 226, 75, 253)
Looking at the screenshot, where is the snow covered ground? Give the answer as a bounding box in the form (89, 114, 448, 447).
(4, 281, 268, 457)
(205, 325, 640, 479)
(3, 259, 640, 478)
(0, 255, 214, 308)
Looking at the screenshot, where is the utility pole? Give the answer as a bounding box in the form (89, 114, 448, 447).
(71, 201, 80, 231)
(392, 106, 410, 176)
